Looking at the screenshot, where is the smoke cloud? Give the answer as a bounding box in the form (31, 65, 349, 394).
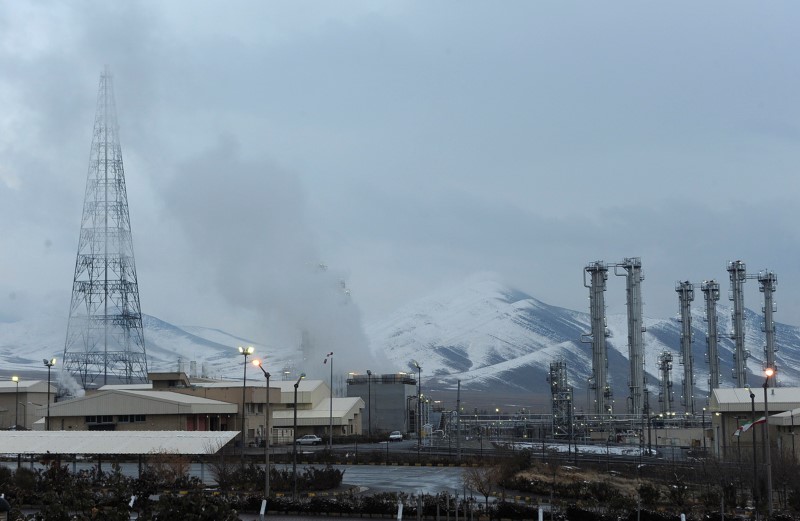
(162, 136, 385, 379)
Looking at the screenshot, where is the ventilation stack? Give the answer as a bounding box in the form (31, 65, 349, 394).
(658, 351, 674, 414)
(727, 260, 748, 386)
(582, 261, 611, 416)
(616, 257, 646, 417)
(63, 67, 148, 387)
(701, 280, 721, 395)
(548, 358, 574, 439)
(758, 270, 778, 386)
(675, 281, 695, 414)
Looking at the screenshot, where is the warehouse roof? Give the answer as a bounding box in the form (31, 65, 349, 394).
(710, 387, 800, 413)
(0, 431, 238, 455)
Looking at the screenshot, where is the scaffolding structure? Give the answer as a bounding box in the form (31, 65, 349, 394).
(548, 358, 574, 438)
(701, 280, 721, 394)
(615, 257, 646, 417)
(675, 281, 695, 414)
(63, 67, 148, 387)
(581, 261, 611, 416)
(758, 270, 778, 385)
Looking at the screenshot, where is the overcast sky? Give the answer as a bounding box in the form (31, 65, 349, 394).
(2, 1, 800, 358)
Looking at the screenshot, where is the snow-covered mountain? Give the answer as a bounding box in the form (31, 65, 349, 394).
(0, 313, 300, 382)
(366, 274, 800, 400)
(2, 274, 799, 404)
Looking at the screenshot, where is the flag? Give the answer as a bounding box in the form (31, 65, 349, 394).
(734, 416, 766, 436)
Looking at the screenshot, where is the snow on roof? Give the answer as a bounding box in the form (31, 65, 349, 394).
(272, 396, 364, 426)
(97, 383, 153, 390)
(0, 380, 52, 392)
(0, 431, 238, 455)
(712, 387, 800, 412)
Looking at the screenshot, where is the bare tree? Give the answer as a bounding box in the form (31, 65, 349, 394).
(463, 465, 500, 511)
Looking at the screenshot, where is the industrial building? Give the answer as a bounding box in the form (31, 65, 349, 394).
(708, 386, 800, 460)
(34, 372, 364, 447)
(0, 380, 55, 430)
(346, 372, 419, 436)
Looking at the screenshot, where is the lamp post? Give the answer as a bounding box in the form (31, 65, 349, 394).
(43, 358, 56, 431)
(366, 369, 372, 439)
(412, 360, 422, 453)
(252, 359, 271, 500)
(747, 384, 758, 513)
(238, 346, 254, 462)
(11, 376, 19, 429)
(702, 407, 706, 453)
(292, 373, 305, 501)
(325, 351, 334, 449)
(763, 368, 775, 518)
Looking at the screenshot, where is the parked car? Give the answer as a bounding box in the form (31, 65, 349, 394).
(389, 431, 403, 442)
(295, 434, 322, 445)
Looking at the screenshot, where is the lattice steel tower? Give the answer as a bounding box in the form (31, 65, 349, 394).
(615, 257, 646, 417)
(727, 260, 748, 386)
(675, 281, 695, 414)
(63, 67, 148, 387)
(581, 261, 611, 416)
(548, 357, 574, 439)
(758, 270, 778, 385)
(701, 280, 721, 394)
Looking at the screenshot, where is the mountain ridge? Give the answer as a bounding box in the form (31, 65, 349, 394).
(1, 275, 797, 408)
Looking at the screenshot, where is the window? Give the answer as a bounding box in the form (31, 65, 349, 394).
(118, 415, 129, 423)
(85, 415, 113, 424)
(133, 415, 146, 422)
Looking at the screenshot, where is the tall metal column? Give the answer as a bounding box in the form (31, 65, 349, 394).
(63, 66, 148, 387)
(582, 261, 611, 416)
(758, 270, 778, 386)
(727, 260, 748, 386)
(658, 351, 674, 414)
(676, 281, 695, 414)
(701, 280, 721, 394)
(616, 258, 646, 417)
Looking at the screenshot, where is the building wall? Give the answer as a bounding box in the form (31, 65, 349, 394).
(50, 413, 234, 432)
(0, 389, 53, 430)
(169, 385, 277, 447)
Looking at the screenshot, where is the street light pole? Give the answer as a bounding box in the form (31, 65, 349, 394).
(11, 376, 19, 429)
(764, 368, 775, 518)
(325, 352, 334, 449)
(702, 407, 706, 453)
(292, 373, 305, 501)
(412, 360, 422, 454)
(253, 359, 271, 500)
(366, 369, 372, 439)
(238, 346, 254, 463)
(747, 385, 758, 514)
(43, 358, 56, 431)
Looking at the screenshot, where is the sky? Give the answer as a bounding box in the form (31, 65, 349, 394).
(1, 1, 800, 366)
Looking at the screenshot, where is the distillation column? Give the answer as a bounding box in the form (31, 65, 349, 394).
(727, 260, 749, 386)
(616, 258, 646, 417)
(758, 270, 778, 385)
(548, 357, 574, 438)
(676, 281, 695, 414)
(582, 261, 611, 416)
(658, 351, 674, 414)
(701, 280, 721, 394)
